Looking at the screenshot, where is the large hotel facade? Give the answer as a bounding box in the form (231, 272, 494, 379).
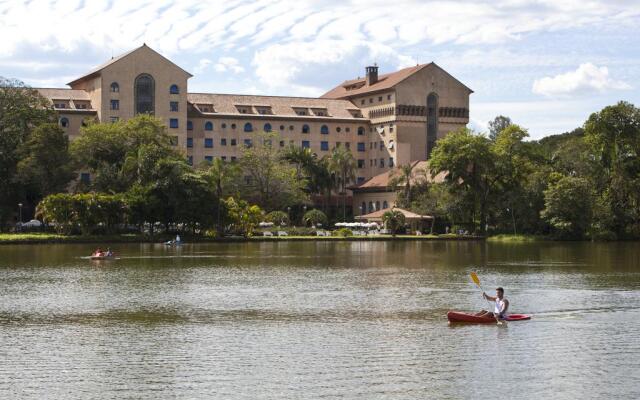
(36, 45, 472, 215)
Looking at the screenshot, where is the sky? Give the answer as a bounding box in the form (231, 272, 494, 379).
(0, 0, 638, 139)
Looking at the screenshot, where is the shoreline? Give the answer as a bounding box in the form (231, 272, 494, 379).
(0, 233, 486, 245)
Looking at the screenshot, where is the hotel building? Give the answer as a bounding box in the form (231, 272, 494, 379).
(35, 44, 472, 215)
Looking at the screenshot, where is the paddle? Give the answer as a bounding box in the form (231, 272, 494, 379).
(470, 272, 503, 324)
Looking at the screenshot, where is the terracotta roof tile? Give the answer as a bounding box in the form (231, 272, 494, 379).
(187, 93, 362, 119)
(35, 88, 92, 101)
(352, 160, 446, 191)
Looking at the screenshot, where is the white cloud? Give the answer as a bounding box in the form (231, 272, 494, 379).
(214, 57, 245, 74)
(194, 58, 212, 74)
(532, 63, 631, 97)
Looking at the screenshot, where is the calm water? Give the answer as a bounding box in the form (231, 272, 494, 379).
(1, 241, 639, 399)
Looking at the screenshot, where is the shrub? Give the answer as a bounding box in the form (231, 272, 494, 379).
(265, 210, 290, 226)
(382, 209, 406, 237)
(333, 228, 353, 237)
(303, 209, 328, 227)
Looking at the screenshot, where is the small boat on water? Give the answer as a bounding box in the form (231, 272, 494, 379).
(90, 254, 116, 260)
(447, 311, 531, 323)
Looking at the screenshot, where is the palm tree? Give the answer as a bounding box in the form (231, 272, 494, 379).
(203, 158, 239, 235)
(388, 162, 426, 206)
(328, 146, 356, 220)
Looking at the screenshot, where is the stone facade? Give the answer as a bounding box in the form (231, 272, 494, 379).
(35, 44, 471, 204)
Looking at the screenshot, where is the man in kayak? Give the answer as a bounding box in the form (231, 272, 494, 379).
(476, 287, 509, 319)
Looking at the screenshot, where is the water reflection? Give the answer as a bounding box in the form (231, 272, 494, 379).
(0, 241, 639, 399)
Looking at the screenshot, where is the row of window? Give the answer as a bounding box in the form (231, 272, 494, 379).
(357, 158, 392, 168)
(360, 201, 389, 213)
(173, 120, 368, 136)
(110, 82, 180, 94)
(360, 94, 393, 106)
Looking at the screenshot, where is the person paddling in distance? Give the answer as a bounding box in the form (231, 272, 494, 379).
(476, 287, 509, 320)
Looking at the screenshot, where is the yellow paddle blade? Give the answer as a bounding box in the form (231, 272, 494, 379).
(470, 272, 481, 287)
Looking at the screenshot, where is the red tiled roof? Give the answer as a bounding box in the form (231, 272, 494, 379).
(355, 207, 433, 221)
(351, 160, 446, 192)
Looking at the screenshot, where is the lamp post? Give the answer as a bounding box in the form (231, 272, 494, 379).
(302, 205, 307, 226)
(287, 206, 291, 225)
(18, 203, 23, 224)
(359, 206, 363, 216)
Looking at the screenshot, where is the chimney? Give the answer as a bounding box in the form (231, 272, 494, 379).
(366, 64, 379, 85)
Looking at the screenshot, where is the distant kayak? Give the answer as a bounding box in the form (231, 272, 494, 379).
(447, 311, 531, 323)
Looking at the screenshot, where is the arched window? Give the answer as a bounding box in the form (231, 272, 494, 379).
(244, 122, 253, 132)
(375, 201, 380, 211)
(110, 82, 119, 92)
(368, 202, 373, 213)
(187, 120, 193, 131)
(426, 92, 438, 158)
(263, 123, 272, 132)
(357, 127, 365, 136)
(361, 202, 366, 214)
(170, 84, 179, 94)
(320, 125, 329, 135)
(383, 201, 389, 209)
(134, 74, 155, 115)
(302, 124, 310, 134)
(59, 117, 69, 128)
(205, 121, 213, 131)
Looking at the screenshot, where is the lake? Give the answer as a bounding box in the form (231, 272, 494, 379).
(1, 241, 639, 399)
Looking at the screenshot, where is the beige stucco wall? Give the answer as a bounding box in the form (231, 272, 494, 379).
(93, 46, 190, 148)
(353, 191, 397, 215)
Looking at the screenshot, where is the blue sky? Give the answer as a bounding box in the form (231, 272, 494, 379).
(1, 0, 638, 139)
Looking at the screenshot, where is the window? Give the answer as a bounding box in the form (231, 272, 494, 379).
(170, 118, 179, 129)
(376, 201, 380, 210)
(187, 138, 193, 148)
(244, 122, 253, 132)
(170, 136, 178, 146)
(368, 202, 373, 212)
(170, 101, 179, 112)
(357, 142, 365, 152)
(80, 172, 91, 184)
(279, 140, 285, 147)
(231, 123, 237, 130)
(244, 139, 252, 148)
(336, 127, 341, 133)
(320, 125, 329, 135)
(346, 127, 350, 132)
(358, 159, 365, 168)
(221, 138, 227, 146)
(110, 82, 119, 92)
(357, 127, 365, 136)
(170, 84, 179, 94)
(361, 99, 365, 105)
(222, 156, 227, 161)
(222, 123, 227, 129)
(231, 156, 237, 162)
(357, 177, 365, 184)
(264, 123, 272, 132)
(231, 139, 237, 146)
(302, 141, 310, 149)
(59, 117, 69, 128)
(369, 98, 373, 104)
(187, 120, 193, 131)
(378, 96, 382, 102)
(187, 156, 193, 166)
(383, 201, 389, 209)
(289, 125, 294, 131)
(321, 141, 329, 151)
(387, 94, 391, 100)
(110, 117, 119, 123)
(135, 74, 154, 114)
(302, 124, 310, 134)
(389, 158, 394, 167)
(380, 158, 385, 168)
(205, 156, 213, 162)
(205, 138, 213, 148)
(345, 142, 350, 149)
(361, 202, 366, 212)
(110, 99, 119, 110)
(205, 121, 213, 131)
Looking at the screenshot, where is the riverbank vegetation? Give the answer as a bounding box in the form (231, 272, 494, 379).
(1, 77, 639, 240)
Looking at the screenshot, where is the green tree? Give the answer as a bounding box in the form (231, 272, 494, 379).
(328, 146, 356, 220)
(0, 78, 54, 229)
(303, 209, 328, 227)
(17, 123, 75, 201)
(201, 158, 240, 234)
(265, 210, 290, 226)
(429, 128, 496, 233)
(541, 175, 593, 239)
(224, 197, 263, 237)
(488, 115, 512, 141)
(382, 209, 406, 237)
(35, 193, 75, 234)
(240, 132, 307, 211)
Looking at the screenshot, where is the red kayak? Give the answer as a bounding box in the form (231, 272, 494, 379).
(447, 311, 531, 323)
